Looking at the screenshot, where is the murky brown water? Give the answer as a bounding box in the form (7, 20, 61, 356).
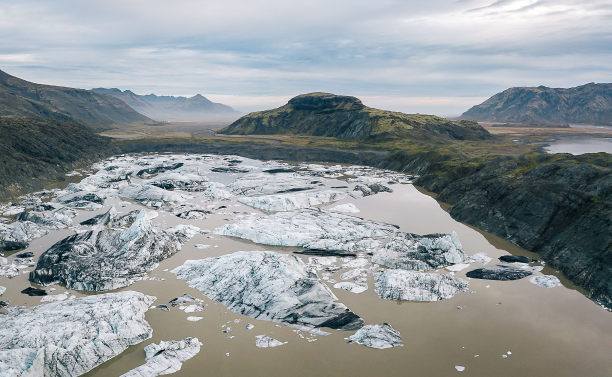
(1, 163, 611, 377)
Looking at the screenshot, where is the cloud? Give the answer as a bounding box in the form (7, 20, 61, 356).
(0, 0, 610, 115)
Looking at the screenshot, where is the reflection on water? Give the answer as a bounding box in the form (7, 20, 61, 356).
(544, 137, 612, 155)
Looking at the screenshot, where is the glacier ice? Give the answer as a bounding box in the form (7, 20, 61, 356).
(30, 210, 199, 291)
(238, 190, 347, 212)
(0, 291, 155, 377)
(374, 269, 469, 301)
(120, 337, 202, 377)
(372, 232, 466, 271)
(348, 323, 403, 349)
(529, 275, 562, 288)
(172, 250, 363, 330)
(255, 335, 287, 348)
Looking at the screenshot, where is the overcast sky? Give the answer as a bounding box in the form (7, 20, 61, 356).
(1, 0, 610, 115)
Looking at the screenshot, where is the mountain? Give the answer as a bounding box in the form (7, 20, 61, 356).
(0, 69, 150, 131)
(92, 88, 240, 122)
(0, 117, 115, 201)
(461, 83, 612, 126)
(220, 92, 490, 141)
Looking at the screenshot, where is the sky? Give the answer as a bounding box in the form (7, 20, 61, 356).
(0, 0, 610, 116)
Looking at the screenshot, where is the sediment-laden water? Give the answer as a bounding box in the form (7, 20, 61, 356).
(0, 153, 610, 377)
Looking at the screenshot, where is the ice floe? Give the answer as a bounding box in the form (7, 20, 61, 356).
(120, 337, 202, 377)
(216, 209, 396, 252)
(372, 232, 465, 271)
(347, 323, 403, 349)
(30, 210, 199, 291)
(172, 250, 363, 330)
(374, 269, 469, 301)
(329, 203, 360, 213)
(255, 335, 287, 348)
(0, 291, 155, 377)
(466, 264, 533, 281)
(529, 275, 562, 288)
(238, 190, 347, 212)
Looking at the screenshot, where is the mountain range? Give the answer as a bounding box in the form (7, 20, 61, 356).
(0, 69, 150, 131)
(92, 88, 240, 122)
(461, 83, 612, 126)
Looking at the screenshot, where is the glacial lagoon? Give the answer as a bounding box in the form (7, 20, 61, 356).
(0, 153, 611, 377)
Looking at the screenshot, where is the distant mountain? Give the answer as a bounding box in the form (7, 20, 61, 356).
(461, 83, 612, 126)
(92, 88, 240, 122)
(0, 69, 150, 131)
(220, 92, 490, 141)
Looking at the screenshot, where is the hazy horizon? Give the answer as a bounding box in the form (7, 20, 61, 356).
(1, 0, 610, 116)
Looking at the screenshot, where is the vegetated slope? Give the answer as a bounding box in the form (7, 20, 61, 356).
(385, 149, 612, 308)
(220, 92, 490, 142)
(0, 117, 116, 201)
(461, 83, 612, 126)
(0, 69, 151, 131)
(92, 88, 240, 122)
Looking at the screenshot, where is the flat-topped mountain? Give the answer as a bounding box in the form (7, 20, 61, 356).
(220, 92, 490, 141)
(461, 83, 612, 126)
(0, 70, 150, 131)
(92, 88, 240, 122)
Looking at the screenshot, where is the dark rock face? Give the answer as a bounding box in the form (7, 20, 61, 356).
(499, 255, 531, 263)
(21, 287, 47, 296)
(466, 265, 533, 281)
(461, 83, 612, 126)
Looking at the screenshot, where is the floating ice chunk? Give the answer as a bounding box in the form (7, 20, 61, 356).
(40, 293, 69, 303)
(529, 275, 562, 288)
(186, 317, 202, 322)
(342, 258, 369, 269)
(455, 365, 466, 372)
(340, 268, 367, 281)
(15, 207, 76, 229)
(329, 203, 360, 213)
(172, 250, 363, 330)
(333, 282, 368, 294)
(374, 269, 469, 301)
(0, 285, 5, 295)
(466, 264, 532, 281)
(372, 232, 465, 271)
(0, 221, 47, 253)
(216, 209, 395, 252)
(120, 337, 202, 377)
(238, 190, 347, 212)
(30, 211, 198, 291)
(255, 335, 287, 348)
(348, 323, 403, 349)
(229, 173, 317, 196)
(119, 184, 190, 208)
(183, 304, 203, 313)
(446, 263, 470, 272)
(0, 291, 155, 377)
(245, 323, 255, 330)
(195, 244, 211, 249)
(470, 252, 492, 265)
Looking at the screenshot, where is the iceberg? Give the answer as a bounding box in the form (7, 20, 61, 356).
(120, 337, 202, 377)
(348, 323, 403, 349)
(374, 269, 468, 301)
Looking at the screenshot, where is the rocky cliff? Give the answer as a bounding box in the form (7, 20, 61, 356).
(221, 92, 490, 141)
(462, 83, 612, 126)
